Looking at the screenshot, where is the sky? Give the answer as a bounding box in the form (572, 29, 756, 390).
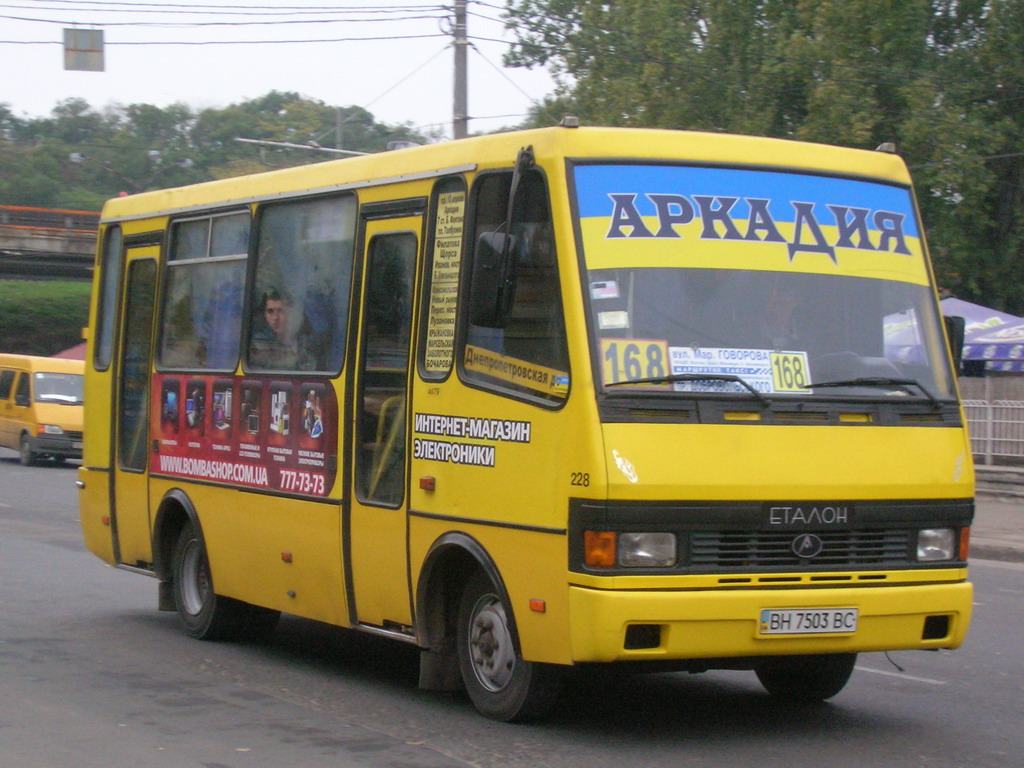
(0, 0, 557, 140)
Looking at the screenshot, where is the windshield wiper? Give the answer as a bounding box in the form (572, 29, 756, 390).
(607, 373, 769, 406)
(802, 377, 939, 406)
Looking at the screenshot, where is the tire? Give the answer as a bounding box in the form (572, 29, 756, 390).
(18, 434, 35, 466)
(755, 653, 857, 703)
(171, 521, 280, 641)
(456, 571, 562, 722)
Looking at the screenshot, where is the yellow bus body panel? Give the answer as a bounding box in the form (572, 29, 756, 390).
(78, 466, 115, 563)
(148, 478, 349, 626)
(96, 128, 913, 225)
(601, 422, 974, 501)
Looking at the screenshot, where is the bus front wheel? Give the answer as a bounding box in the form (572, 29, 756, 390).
(755, 653, 857, 702)
(19, 435, 35, 466)
(171, 521, 279, 641)
(456, 571, 562, 722)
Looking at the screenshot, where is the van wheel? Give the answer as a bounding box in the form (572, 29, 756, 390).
(18, 435, 36, 466)
(456, 571, 562, 722)
(755, 653, 857, 702)
(171, 521, 280, 641)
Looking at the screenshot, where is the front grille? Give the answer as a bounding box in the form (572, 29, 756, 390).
(65, 431, 83, 441)
(568, 497, 972, 575)
(690, 529, 912, 568)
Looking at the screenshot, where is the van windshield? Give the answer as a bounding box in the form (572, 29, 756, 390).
(34, 373, 84, 405)
(572, 162, 956, 401)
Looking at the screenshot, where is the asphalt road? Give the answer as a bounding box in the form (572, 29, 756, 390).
(1, 450, 1022, 768)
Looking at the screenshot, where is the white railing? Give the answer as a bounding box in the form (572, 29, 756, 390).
(963, 399, 1024, 465)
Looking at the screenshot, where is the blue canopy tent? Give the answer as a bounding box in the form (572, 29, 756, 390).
(941, 297, 1024, 373)
(883, 297, 1024, 372)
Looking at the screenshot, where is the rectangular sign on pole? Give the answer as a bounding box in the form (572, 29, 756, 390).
(63, 29, 104, 72)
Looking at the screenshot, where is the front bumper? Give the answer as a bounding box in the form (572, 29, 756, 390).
(29, 433, 83, 459)
(568, 579, 973, 662)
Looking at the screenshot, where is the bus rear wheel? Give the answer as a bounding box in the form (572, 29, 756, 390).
(456, 571, 562, 722)
(171, 521, 280, 641)
(755, 653, 857, 703)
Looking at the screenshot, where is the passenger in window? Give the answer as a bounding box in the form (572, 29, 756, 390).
(250, 288, 299, 369)
(250, 288, 321, 371)
(264, 290, 289, 343)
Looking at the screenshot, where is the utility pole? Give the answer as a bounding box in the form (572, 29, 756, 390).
(453, 0, 468, 139)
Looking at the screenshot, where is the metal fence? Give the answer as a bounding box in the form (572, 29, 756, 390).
(963, 399, 1024, 465)
(0, 205, 99, 233)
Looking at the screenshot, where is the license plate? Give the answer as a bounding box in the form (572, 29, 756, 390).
(759, 608, 858, 635)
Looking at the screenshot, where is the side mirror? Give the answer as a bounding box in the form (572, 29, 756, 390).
(468, 231, 518, 328)
(467, 146, 535, 329)
(944, 315, 965, 373)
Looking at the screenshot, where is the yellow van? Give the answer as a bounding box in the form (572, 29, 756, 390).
(0, 354, 84, 465)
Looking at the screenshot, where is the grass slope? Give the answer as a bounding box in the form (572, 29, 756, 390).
(0, 280, 91, 356)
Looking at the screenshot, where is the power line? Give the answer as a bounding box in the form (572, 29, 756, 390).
(467, 41, 536, 106)
(363, 42, 449, 109)
(0, 1, 455, 43)
(2, 1, 446, 14)
(0, 12, 449, 26)
(0, 0, 547, 139)
(0, 32, 448, 44)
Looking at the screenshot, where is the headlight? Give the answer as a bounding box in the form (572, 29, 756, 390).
(618, 532, 677, 567)
(584, 531, 678, 568)
(38, 424, 64, 435)
(917, 528, 956, 561)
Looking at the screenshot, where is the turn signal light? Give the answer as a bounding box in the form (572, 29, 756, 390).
(959, 527, 970, 561)
(584, 530, 616, 568)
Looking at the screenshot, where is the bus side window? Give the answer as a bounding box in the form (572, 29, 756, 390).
(419, 177, 467, 379)
(357, 233, 416, 505)
(462, 170, 569, 403)
(94, 225, 122, 371)
(159, 213, 249, 372)
(246, 195, 356, 374)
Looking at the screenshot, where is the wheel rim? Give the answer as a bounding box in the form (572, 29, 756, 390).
(467, 593, 516, 692)
(179, 538, 211, 616)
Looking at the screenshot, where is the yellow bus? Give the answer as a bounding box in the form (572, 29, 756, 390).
(78, 124, 974, 721)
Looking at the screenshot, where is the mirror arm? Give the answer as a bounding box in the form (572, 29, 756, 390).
(496, 146, 535, 311)
(944, 315, 965, 373)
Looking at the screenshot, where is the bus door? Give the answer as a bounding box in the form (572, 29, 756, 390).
(112, 248, 158, 567)
(348, 212, 421, 630)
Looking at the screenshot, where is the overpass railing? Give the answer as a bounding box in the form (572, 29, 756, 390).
(0, 205, 99, 233)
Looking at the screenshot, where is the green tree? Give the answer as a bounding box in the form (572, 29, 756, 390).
(0, 92, 432, 210)
(191, 91, 426, 174)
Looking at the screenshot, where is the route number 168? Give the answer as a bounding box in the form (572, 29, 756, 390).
(601, 340, 670, 385)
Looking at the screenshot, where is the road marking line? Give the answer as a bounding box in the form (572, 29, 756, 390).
(856, 665, 946, 685)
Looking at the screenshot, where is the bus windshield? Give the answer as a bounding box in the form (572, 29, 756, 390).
(573, 162, 956, 400)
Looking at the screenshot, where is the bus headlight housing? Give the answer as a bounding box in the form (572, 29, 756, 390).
(38, 424, 64, 435)
(619, 532, 677, 567)
(584, 531, 677, 568)
(917, 528, 955, 561)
